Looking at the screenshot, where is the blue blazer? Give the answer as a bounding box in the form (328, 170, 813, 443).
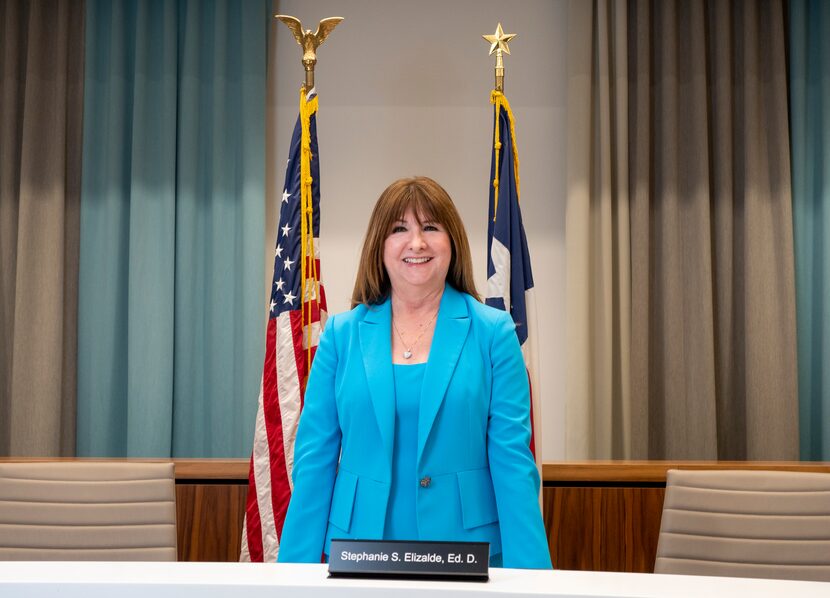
(278, 284, 552, 569)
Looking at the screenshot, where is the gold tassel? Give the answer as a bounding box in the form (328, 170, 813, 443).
(299, 87, 320, 380)
(489, 90, 522, 222)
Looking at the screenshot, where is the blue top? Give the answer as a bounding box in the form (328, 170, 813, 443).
(383, 363, 426, 540)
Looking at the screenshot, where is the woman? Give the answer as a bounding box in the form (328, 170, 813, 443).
(277, 176, 551, 569)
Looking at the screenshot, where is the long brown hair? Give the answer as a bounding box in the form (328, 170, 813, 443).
(351, 176, 479, 307)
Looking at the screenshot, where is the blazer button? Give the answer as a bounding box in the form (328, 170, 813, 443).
(419, 476, 431, 488)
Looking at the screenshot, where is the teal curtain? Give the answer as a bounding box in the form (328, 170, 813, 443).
(790, 0, 830, 460)
(78, 0, 266, 457)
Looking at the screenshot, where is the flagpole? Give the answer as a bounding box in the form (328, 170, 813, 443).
(275, 14, 343, 372)
(482, 23, 543, 500)
(483, 23, 519, 219)
(240, 14, 341, 564)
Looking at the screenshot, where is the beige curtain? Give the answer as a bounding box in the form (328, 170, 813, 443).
(567, 0, 798, 459)
(0, 0, 84, 456)
(629, 0, 797, 460)
(566, 0, 631, 459)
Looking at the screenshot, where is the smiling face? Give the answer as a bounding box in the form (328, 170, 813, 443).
(351, 176, 479, 308)
(383, 208, 452, 297)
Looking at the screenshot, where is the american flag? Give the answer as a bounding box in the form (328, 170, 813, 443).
(485, 91, 541, 463)
(240, 90, 327, 562)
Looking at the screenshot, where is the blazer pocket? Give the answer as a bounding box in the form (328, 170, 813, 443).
(328, 469, 358, 533)
(457, 468, 498, 530)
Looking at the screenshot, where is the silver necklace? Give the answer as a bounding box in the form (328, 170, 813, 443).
(392, 311, 438, 359)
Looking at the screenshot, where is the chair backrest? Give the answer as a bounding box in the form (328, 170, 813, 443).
(0, 461, 177, 561)
(655, 469, 830, 582)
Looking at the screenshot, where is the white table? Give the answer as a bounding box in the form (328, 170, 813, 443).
(0, 562, 827, 598)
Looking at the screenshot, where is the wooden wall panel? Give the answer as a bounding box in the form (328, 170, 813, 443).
(544, 486, 665, 572)
(174, 484, 663, 568)
(545, 487, 601, 570)
(176, 484, 247, 562)
(600, 488, 664, 572)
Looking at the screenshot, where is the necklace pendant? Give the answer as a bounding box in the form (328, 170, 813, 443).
(403, 350, 413, 359)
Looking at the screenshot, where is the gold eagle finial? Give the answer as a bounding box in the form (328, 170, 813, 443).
(276, 15, 344, 91)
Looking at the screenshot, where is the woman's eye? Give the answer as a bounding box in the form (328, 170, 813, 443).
(391, 225, 406, 233)
(423, 224, 439, 232)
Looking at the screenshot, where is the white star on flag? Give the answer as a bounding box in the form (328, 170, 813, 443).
(274, 278, 285, 291)
(283, 257, 294, 271)
(282, 291, 296, 305)
(281, 189, 290, 203)
(275, 244, 283, 258)
(281, 224, 291, 237)
(269, 299, 276, 312)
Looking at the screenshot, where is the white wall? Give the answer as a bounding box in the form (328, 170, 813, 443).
(268, 0, 568, 459)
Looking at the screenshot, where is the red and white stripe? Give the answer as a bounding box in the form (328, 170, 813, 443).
(240, 255, 326, 562)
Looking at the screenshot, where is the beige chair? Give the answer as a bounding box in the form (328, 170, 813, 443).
(655, 469, 830, 582)
(0, 461, 177, 561)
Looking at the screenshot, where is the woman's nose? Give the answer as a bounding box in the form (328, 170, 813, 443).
(409, 230, 426, 249)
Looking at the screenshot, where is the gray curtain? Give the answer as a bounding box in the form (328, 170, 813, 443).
(628, 0, 798, 459)
(0, 0, 84, 456)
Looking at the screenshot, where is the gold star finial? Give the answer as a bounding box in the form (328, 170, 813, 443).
(482, 23, 516, 56)
(482, 23, 516, 92)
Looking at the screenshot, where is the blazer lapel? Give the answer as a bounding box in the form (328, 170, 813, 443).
(417, 285, 471, 463)
(359, 300, 395, 469)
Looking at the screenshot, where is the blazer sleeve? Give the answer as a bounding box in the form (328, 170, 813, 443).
(277, 314, 342, 563)
(486, 311, 552, 569)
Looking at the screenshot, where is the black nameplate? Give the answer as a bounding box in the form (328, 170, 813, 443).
(328, 539, 489, 582)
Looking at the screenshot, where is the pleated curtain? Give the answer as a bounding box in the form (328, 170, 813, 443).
(790, 0, 830, 461)
(77, 0, 267, 457)
(630, 0, 798, 460)
(566, 0, 799, 460)
(565, 0, 632, 459)
(0, 0, 84, 456)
